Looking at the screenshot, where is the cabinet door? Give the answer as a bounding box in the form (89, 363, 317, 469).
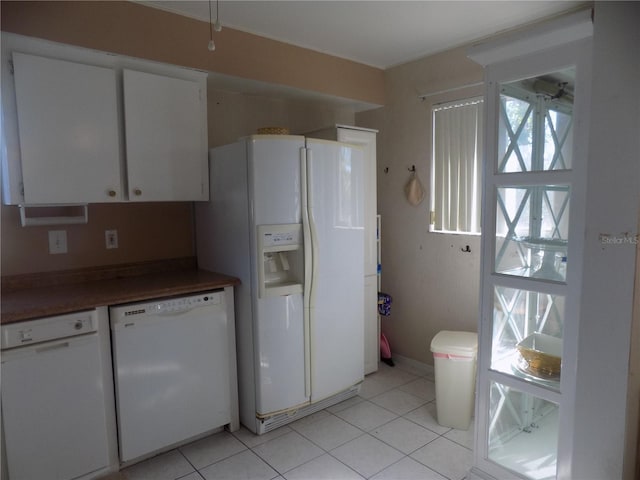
(336, 128, 378, 277)
(123, 70, 208, 201)
(13, 53, 122, 203)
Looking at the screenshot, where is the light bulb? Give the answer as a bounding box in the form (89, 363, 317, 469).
(214, 20, 222, 32)
(208, 39, 215, 51)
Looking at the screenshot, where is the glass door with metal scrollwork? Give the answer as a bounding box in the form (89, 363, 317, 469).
(469, 19, 593, 479)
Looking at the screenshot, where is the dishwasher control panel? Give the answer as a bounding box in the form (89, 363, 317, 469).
(113, 291, 223, 320)
(154, 291, 222, 314)
(1, 310, 98, 350)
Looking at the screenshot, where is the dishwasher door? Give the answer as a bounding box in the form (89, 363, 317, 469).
(110, 291, 231, 463)
(1, 312, 112, 480)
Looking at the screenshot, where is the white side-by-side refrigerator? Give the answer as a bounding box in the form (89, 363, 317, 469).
(196, 135, 364, 434)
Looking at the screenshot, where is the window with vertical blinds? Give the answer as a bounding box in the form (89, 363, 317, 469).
(430, 98, 484, 234)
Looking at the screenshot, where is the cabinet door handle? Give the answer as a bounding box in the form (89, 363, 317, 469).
(133, 188, 142, 196)
(107, 189, 117, 198)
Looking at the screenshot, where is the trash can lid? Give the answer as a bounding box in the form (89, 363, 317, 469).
(431, 330, 478, 356)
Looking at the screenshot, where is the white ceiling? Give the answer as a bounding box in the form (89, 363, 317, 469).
(139, 0, 587, 69)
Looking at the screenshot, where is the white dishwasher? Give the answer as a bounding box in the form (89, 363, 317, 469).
(1, 308, 118, 480)
(110, 289, 237, 463)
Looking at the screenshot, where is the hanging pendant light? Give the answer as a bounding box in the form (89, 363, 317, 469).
(214, 0, 222, 32)
(208, 0, 222, 51)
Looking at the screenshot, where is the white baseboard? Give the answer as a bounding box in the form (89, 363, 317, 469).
(392, 354, 435, 379)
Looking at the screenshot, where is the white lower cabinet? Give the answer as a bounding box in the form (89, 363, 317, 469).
(0, 308, 119, 480)
(1, 35, 208, 205)
(1, 287, 239, 479)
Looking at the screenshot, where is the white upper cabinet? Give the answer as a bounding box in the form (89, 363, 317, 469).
(13, 53, 123, 204)
(1, 34, 209, 205)
(123, 70, 208, 202)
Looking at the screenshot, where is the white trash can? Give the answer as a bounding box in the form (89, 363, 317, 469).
(430, 330, 478, 430)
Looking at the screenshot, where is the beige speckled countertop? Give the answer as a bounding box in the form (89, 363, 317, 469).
(1, 258, 240, 324)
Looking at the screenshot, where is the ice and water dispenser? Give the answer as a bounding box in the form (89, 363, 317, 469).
(257, 224, 304, 297)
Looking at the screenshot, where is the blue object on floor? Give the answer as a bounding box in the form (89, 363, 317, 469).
(378, 292, 392, 316)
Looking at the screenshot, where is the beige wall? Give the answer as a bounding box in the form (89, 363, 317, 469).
(584, 7, 640, 478)
(625, 232, 640, 480)
(0, 203, 194, 275)
(0, 1, 384, 106)
(357, 47, 484, 365)
(207, 85, 356, 148)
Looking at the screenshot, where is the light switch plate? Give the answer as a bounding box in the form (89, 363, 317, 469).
(48, 230, 67, 254)
(105, 229, 118, 249)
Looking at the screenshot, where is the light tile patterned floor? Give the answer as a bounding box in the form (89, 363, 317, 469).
(110, 361, 474, 480)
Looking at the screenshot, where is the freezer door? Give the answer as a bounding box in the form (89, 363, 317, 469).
(249, 136, 311, 415)
(306, 139, 365, 402)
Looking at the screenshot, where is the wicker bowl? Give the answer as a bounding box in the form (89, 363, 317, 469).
(516, 333, 562, 378)
(257, 127, 290, 135)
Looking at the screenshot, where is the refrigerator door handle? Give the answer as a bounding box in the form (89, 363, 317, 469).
(305, 148, 320, 311)
(300, 147, 312, 398)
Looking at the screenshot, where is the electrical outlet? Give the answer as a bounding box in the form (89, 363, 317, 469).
(105, 230, 118, 249)
(48, 230, 67, 254)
